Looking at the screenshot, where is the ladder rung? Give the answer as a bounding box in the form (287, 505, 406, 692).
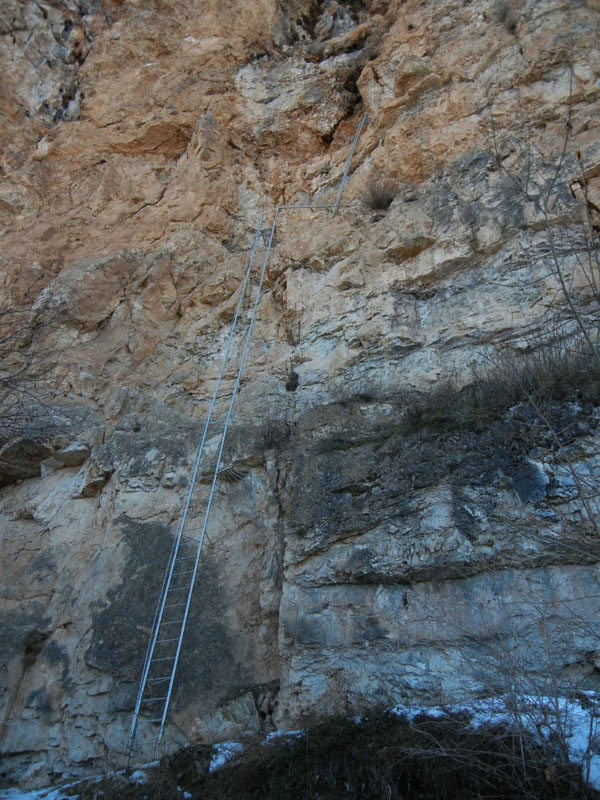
(153, 656, 176, 662)
(165, 603, 186, 609)
(161, 619, 184, 625)
(142, 696, 167, 702)
(172, 570, 194, 577)
(167, 586, 189, 592)
(157, 638, 178, 643)
(147, 676, 170, 683)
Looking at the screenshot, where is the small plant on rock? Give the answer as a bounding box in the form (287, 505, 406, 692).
(361, 177, 397, 211)
(494, 0, 519, 33)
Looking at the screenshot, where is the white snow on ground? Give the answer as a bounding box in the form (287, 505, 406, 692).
(0, 789, 78, 800)
(128, 769, 148, 784)
(208, 740, 243, 773)
(263, 729, 305, 743)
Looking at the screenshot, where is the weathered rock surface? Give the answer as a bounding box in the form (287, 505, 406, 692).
(0, 0, 600, 785)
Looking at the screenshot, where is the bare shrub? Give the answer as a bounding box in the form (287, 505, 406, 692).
(456, 576, 600, 795)
(171, 713, 598, 798)
(403, 332, 600, 434)
(488, 59, 600, 372)
(494, 0, 519, 33)
(361, 177, 397, 211)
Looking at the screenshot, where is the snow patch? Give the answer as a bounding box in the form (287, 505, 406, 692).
(209, 741, 243, 773)
(263, 728, 305, 743)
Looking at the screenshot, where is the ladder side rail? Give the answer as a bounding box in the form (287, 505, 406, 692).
(156, 208, 280, 742)
(333, 112, 368, 213)
(128, 212, 264, 751)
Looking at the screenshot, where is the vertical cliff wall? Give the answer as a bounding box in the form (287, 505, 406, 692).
(0, 0, 599, 787)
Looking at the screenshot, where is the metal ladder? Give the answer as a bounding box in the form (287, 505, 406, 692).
(128, 212, 271, 749)
(127, 113, 368, 752)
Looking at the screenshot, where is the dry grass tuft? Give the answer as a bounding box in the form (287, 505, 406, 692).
(404, 335, 600, 434)
(361, 178, 397, 211)
(494, 0, 519, 33)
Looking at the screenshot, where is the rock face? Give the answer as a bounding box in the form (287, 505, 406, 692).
(1, 0, 600, 786)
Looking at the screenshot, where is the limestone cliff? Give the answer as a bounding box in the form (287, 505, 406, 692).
(1, 0, 600, 788)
